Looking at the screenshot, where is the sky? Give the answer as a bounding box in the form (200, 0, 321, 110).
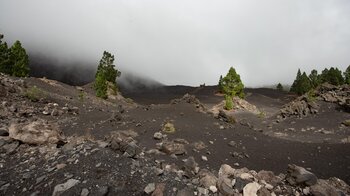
(0, 0, 349, 87)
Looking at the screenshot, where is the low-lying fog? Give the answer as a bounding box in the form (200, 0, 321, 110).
(0, 0, 349, 87)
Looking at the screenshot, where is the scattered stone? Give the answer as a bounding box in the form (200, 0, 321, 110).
(310, 179, 340, 196)
(228, 141, 236, 147)
(240, 173, 254, 180)
(287, 164, 317, 186)
(144, 183, 156, 194)
(256, 170, 281, 186)
(124, 142, 141, 158)
(342, 119, 350, 127)
(2, 141, 19, 154)
(197, 187, 209, 195)
(36, 175, 46, 184)
(257, 187, 271, 196)
(218, 164, 235, 178)
(56, 163, 67, 170)
(160, 141, 186, 155)
(52, 179, 80, 196)
(243, 182, 261, 196)
(97, 141, 109, 148)
(176, 188, 193, 196)
(153, 132, 164, 140)
(81, 188, 89, 196)
(217, 177, 235, 195)
(98, 186, 109, 196)
(233, 178, 250, 193)
(0, 128, 8, 136)
(193, 141, 207, 150)
(199, 170, 218, 188)
(152, 183, 165, 196)
(209, 186, 217, 193)
(201, 156, 208, 161)
(8, 119, 65, 145)
(183, 156, 199, 177)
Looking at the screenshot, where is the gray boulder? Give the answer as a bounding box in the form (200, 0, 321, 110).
(287, 164, 317, 186)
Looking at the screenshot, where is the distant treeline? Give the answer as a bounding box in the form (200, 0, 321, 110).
(290, 66, 350, 95)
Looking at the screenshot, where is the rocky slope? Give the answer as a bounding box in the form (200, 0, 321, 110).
(0, 74, 349, 195)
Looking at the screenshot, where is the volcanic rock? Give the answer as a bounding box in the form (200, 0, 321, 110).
(8, 119, 64, 145)
(52, 179, 80, 196)
(160, 141, 186, 155)
(287, 164, 317, 186)
(243, 182, 261, 196)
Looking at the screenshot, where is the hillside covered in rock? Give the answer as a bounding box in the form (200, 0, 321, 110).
(1, 74, 350, 196)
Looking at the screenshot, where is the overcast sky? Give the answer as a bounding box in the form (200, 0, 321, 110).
(0, 0, 349, 86)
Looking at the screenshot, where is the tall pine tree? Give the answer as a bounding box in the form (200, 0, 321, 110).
(9, 41, 30, 77)
(221, 67, 244, 98)
(0, 34, 11, 74)
(290, 69, 301, 93)
(94, 51, 121, 99)
(309, 69, 321, 88)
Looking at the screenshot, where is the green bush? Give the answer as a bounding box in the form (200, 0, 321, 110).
(94, 71, 108, 99)
(162, 122, 176, 133)
(125, 98, 134, 104)
(224, 95, 233, 110)
(25, 86, 45, 102)
(306, 89, 317, 102)
(258, 111, 266, 118)
(78, 91, 86, 102)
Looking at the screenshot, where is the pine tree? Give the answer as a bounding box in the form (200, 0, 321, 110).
(218, 75, 223, 92)
(96, 51, 121, 84)
(94, 51, 121, 99)
(320, 68, 329, 84)
(298, 72, 312, 95)
(309, 69, 321, 88)
(290, 69, 301, 93)
(290, 69, 312, 95)
(0, 34, 11, 74)
(221, 67, 244, 98)
(9, 40, 30, 77)
(321, 67, 344, 85)
(344, 65, 350, 85)
(276, 83, 283, 91)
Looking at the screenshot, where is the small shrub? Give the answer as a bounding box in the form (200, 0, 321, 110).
(342, 119, 350, 127)
(224, 95, 233, 110)
(258, 111, 266, 118)
(125, 98, 134, 104)
(306, 89, 317, 102)
(162, 122, 176, 133)
(25, 86, 45, 102)
(227, 115, 236, 124)
(94, 71, 108, 99)
(78, 91, 86, 102)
